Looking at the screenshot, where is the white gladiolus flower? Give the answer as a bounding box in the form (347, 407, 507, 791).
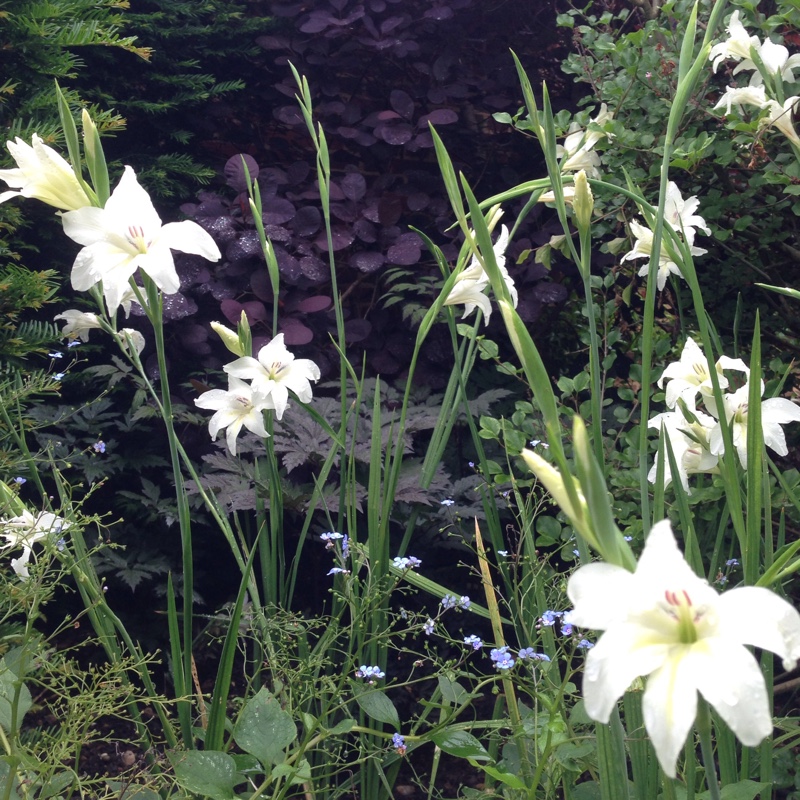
(763, 97, 800, 147)
(663, 182, 711, 244)
(194, 376, 274, 455)
(568, 519, 800, 778)
(224, 334, 321, 420)
(54, 309, 102, 342)
(709, 11, 761, 73)
(444, 224, 516, 324)
(61, 167, 221, 313)
(1, 510, 70, 578)
(0, 134, 92, 211)
(709, 384, 800, 468)
(648, 409, 718, 492)
(713, 85, 769, 116)
(556, 104, 613, 178)
(658, 337, 748, 409)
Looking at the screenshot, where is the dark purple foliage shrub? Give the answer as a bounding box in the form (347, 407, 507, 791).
(163, 0, 573, 384)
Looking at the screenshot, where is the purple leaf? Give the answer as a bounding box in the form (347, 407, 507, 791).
(418, 109, 458, 127)
(292, 206, 322, 237)
(241, 300, 268, 323)
(274, 247, 301, 281)
(368, 0, 386, 10)
(534, 283, 568, 304)
(354, 218, 378, 243)
(226, 231, 262, 261)
(390, 89, 415, 120)
(330, 203, 358, 223)
(220, 299, 244, 325)
(411, 131, 434, 149)
(341, 172, 367, 201)
(250, 270, 273, 301)
(280, 320, 314, 346)
(329, 0, 348, 9)
(351, 251, 385, 273)
(377, 110, 403, 121)
(337, 126, 362, 140)
(300, 13, 334, 34)
(223, 154, 259, 192)
(314, 227, 355, 252)
(378, 196, 403, 225)
(424, 6, 454, 19)
(299, 257, 327, 282)
(387, 233, 422, 265)
(377, 122, 413, 145)
(275, 106, 304, 126)
(287, 161, 310, 184)
(297, 295, 333, 313)
(407, 192, 430, 211)
(381, 15, 408, 34)
(344, 319, 372, 343)
(262, 197, 296, 225)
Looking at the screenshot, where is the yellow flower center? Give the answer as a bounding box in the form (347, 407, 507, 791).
(664, 589, 700, 644)
(126, 225, 149, 254)
(268, 360, 289, 380)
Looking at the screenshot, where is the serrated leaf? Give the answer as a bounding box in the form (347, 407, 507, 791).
(233, 688, 297, 766)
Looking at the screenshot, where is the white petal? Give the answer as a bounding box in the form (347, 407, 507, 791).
(567, 562, 634, 629)
(717, 586, 800, 670)
(160, 220, 221, 262)
(642, 652, 699, 778)
(62, 206, 113, 247)
(583, 624, 671, 723)
(105, 167, 162, 238)
(693, 637, 772, 746)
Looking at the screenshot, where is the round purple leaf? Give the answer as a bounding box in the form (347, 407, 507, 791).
(297, 295, 333, 313)
(354, 218, 378, 243)
(387, 234, 422, 266)
(351, 251, 385, 273)
(224, 154, 259, 192)
(341, 172, 367, 201)
(418, 109, 458, 127)
(299, 257, 327, 282)
(262, 197, 296, 225)
(314, 227, 355, 252)
(250, 270, 273, 301)
(377, 122, 413, 145)
(344, 319, 372, 343)
(390, 89, 415, 120)
(280, 320, 314, 346)
(241, 300, 268, 323)
(407, 192, 430, 211)
(220, 299, 244, 325)
(292, 206, 321, 237)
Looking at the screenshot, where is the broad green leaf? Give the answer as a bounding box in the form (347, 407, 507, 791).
(233, 688, 297, 766)
(431, 728, 490, 761)
(106, 782, 160, 800)
(470, 761, 526, 789)
(0, 658, 32, 733)
(437, 675, 470, 705)
(353, 688, 400, 730)
(168, 750, 239, 800)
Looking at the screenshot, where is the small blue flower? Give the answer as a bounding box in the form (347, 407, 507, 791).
(440, 498, 455, 507)
(489, 646, 515, 670)
(54, 373, 65, 381)
(441, 594, 457, 610)
(561, 623, 574, 636)
(540, 610, 562, 627)
(624, 535, 633, 542)
(463, 635, 482, 650)
(577, 639, 594, 650)
(497, 550, 509, 557)
(48, 352, 63, 359)
(458, 595, 471, 610)
(392, 556, 422, 570)
(321, 532, 343, 549)
(392, 732, 406, 755)
(726, 558, 740, 568)
(12, 477, 26, 485)
(327, 567, 349, 576)
(423, 618, 435, 636)
(56, 538, 66, 552)
(519, 648, 550, 662)
(468, 461, 475, 468)
(93, 440, 106, 454)
(572, 548, 580, 557)
(355, 665, 385, 680)
(342, 534, 350, 559)
(67, 340, 81, 348)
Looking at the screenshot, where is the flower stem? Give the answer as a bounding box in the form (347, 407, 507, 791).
(696, 697, 721, 800)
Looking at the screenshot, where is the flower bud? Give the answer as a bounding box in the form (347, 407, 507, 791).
(573, 170, 594, 232)
(210, 321, 245, 357)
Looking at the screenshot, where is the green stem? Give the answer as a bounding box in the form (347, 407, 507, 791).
(696, 698, 721, 800)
